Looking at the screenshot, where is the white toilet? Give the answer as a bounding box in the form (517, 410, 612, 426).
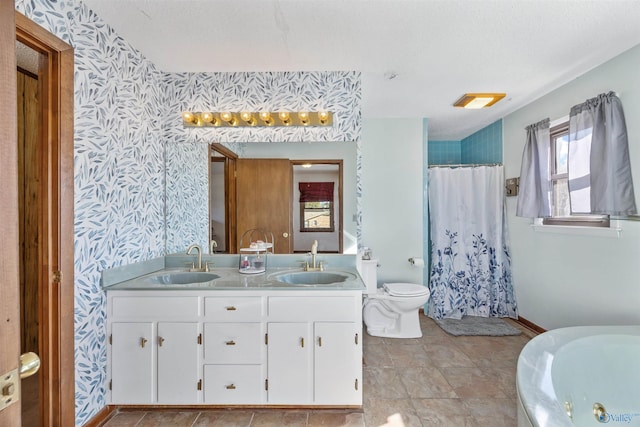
(359, 259, 430, 338)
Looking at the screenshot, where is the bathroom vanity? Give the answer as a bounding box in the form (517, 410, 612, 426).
(104, 256, 364, 408)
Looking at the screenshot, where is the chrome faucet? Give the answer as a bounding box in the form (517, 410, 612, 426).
(186, 244, 206, 271)
(304, 240, 323, 271)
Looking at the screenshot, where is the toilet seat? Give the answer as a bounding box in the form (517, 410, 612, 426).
(383, 282, 430, 297)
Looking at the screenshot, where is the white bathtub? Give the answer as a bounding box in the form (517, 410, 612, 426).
(517, 326, 640, 427)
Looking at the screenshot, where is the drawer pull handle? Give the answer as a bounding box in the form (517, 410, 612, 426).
(318, 336, 322, 347)
(225, 340, 236, 346)
(158, 337, 165, 347)
(355, 333, 358, 345)
(301, 337, 304, 348)
(226, 384, 236, 390)
(226, 306, 237, 311)
(140, 337, 147, 348)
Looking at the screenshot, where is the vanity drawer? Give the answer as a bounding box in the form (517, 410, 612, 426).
(203, 365, 265, 404)
(204, 296, 264, 321)
(203, 322, 264, 364)
(111, 296, 198, 318)
(267, 296, 357, 321)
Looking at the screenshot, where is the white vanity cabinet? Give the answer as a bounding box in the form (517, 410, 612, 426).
(107, 294, 201, 404)
(266, 296, 362, 405)
(106, 289, 362, 407)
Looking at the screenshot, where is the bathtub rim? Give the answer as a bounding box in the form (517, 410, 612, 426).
(516, 325, 640, 427)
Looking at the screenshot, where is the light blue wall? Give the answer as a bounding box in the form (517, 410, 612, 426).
(361, 118, 426, 286)
(504, 44, 640, 330)
(461, 119, 503, 164)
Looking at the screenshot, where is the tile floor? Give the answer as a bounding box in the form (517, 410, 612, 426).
(100, 316, 535, 427)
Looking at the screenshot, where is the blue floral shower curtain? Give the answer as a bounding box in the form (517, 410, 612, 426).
(428, 165, 517, 320)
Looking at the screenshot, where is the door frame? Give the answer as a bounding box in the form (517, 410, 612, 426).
(13, 11, 74, 427)
(0, 5, 21, 425)
(291, 160, 344, 254)
(210, 143, 237, 253)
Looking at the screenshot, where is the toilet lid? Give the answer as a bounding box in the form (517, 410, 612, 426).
(383, 282, 430, 297)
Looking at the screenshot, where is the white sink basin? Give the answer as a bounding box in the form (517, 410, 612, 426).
(269, 270, 356, 286)
(142, 271, 220, 285)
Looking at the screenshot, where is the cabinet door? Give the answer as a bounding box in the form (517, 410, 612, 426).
(157, 322, 200, 403)
(314, 322, 362, 405)
(267, 322, 312, 403)
(111, 322, 154, 404)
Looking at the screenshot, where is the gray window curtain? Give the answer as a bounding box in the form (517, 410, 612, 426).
(516, 118, 551, 218)
(568, 92, 637, 215)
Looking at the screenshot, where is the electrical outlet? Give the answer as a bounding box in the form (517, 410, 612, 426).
(506, 177, 519, 197)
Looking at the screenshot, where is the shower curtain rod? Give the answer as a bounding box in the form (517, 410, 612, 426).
(428, 163, 502, 168)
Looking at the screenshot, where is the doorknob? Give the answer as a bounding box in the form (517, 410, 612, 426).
(20, 352, 40, 379)
(282, 232, 289, 238)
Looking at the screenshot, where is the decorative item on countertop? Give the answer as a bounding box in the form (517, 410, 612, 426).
(362, 247, 372, 260)
(238, 228, 274, 274)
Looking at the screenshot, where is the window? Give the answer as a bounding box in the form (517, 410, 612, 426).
(300, 201, 334, 232)
(298, 182, 335, 232)
(543, 121, 609, 227)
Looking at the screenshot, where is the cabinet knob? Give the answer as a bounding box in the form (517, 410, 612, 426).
(140, 337, 147, 348)
(158, 337, 165, 347)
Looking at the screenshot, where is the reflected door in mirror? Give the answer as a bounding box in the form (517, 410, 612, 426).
(236, 159, 292, 253)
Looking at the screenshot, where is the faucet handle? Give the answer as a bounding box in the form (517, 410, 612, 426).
(185, 262, 195, 270)
(205, 262, 214, 272)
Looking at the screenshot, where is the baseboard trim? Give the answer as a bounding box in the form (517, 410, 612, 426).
(81, 406, 115, 427)
(514, 316, 546, 335)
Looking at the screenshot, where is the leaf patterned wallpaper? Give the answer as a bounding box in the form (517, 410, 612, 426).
(15, 1, 362, 425)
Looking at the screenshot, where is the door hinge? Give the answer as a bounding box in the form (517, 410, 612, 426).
(109, 380, 112, 391)
(197, 379, 202, 391)
(264, 333, 268, 345)
(53, 270, 62, 283)
(265, 379, 268, 390)
(197, 333, 202, 345)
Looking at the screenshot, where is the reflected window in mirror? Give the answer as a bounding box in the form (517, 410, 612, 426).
(299, 182, 335, 232)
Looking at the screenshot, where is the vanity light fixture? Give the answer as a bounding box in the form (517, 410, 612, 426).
(453, 93, 506, 109)
(182, 111, 334, 127)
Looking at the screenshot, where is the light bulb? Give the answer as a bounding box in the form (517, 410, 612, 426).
(182, 111, 195, 123)
(318, 111, 330, 124)
(259, 112, 273, 125)
(201, 112, 214, 123)
(240, 112, 256, 125)
(220, 112, 233, 122)
(298, 112, 309, 125)
(279, 112, 290, 121)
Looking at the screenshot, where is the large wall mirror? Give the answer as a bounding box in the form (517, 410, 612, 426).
(166, 141, 358, 255)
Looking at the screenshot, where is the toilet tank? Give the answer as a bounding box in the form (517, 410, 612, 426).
(358, 259, 379, 295)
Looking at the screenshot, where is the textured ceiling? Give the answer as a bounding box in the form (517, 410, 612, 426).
(83, 0, 640, 140)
